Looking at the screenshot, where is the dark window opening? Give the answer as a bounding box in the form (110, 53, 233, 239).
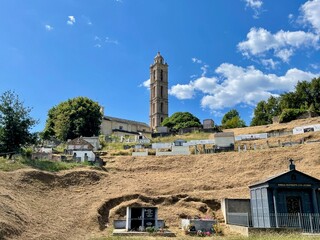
(286, 196, 302, 213)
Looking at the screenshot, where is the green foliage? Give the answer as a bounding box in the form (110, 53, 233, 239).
(43, 97, 102, 141)
(22, 158, 86, 172)
(145, 226, 156, 233)
(221, 109, 239, 125)
(252, 77, 320, 125)
(0, 157, 26, 171)
(0, 156, 93, 172)
(0, 90, 37, 156)
(222, 110, 246, 129)
(251, 96, 281, 126)
(279, 108, 308, 123)
(161, 112, 201, 131)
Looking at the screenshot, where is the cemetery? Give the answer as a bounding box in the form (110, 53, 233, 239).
(223, 160, 320, 235)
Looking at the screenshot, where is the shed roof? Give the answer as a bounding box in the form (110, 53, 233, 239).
(67, 137, 94, 150)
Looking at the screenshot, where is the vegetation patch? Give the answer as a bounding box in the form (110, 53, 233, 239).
(0, 157, 91, 172)
(0, 157, 26, 171)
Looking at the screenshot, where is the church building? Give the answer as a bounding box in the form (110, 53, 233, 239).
(149, 52, 169, 131)
(100, 52, 169, 137)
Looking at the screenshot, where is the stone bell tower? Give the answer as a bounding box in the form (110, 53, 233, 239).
(150, 52, 168, 131)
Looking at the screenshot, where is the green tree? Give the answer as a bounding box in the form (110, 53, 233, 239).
(251, 77, 320, 125)
(0, 91, 37, 157)
(221, 109, 246, 129)
(161, 112, 201, 131)
(310, 77, 320, 109)
(43, 97, 102, 141)
(251, 101, 269, 126)
(251, 96, 281, 126)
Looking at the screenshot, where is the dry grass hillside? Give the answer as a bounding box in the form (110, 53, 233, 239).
(1, 117, 320, 240)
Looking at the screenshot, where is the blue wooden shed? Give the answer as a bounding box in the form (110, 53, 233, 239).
(249, 160, 320, 229)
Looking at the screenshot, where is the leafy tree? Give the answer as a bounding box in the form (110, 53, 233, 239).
(279, 108, 308, 123)
(221, 109, 246, 129)
(251, 77, 320, 125)
(310, 77, 320, 110)
(251, 96, 281, 126)
(251, 101, 269, 126)
(221, 109, 239, 125)
(0, 91, 37, 157)
(43, 97, 102, 141)
(161, 112, 201, 131)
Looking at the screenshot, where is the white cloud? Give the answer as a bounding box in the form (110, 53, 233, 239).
(67, 16, 76, 25)
(192, 57, 202, 64)
(200, 64, 209, 77)
(169, 84, 195, 100)
(238, 27, 319, 62)
(193, 77, 218, 94)
(139, 79, 150, 89)
(94, 44, 102, 48)
(310, 63, 320, 70)
(169, 63, 319, 111)
(45, 24, 53, 31)
(275, 49, 294, 63)
(261, 58, 279, 69)
(300, 0, 320, 33)
(244, 0, 263, 19)
(105, 37, 119, 45)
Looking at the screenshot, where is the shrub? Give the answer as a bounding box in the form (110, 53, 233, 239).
(279, 109, 307, 123)
(21, 148, 33, 158)
(145, 226, 156, 233)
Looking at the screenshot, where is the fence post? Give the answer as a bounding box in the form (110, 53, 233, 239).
(310, 214, 314, 233)
(298, 213, 302, 229)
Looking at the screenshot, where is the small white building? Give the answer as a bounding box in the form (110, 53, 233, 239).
(293, 124, 320, 135)
(66, 137, 95, 162)
(235, 133, 268, 141)
(83, 136, 100, 151)
(72, 150, 95, 162)
(214, 132, 235, 148)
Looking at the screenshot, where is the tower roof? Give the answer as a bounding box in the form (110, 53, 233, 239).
(154, 52, 165, 64)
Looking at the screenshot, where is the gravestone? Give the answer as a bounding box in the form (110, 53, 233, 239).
(126, 207, 158, 231)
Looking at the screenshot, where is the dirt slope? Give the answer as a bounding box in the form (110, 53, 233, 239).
(1, 118, 320, 239)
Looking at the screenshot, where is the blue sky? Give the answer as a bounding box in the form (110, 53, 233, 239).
(1, 0, 320, 132)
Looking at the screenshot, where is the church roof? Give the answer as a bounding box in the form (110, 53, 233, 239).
(103, 115, 150, 128)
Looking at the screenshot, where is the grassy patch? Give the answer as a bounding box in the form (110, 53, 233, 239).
(22, 158, 90, 172)
(0, 157, 26, 171)
(0, 157, 91, 172)
(152, 132, 212, 143)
